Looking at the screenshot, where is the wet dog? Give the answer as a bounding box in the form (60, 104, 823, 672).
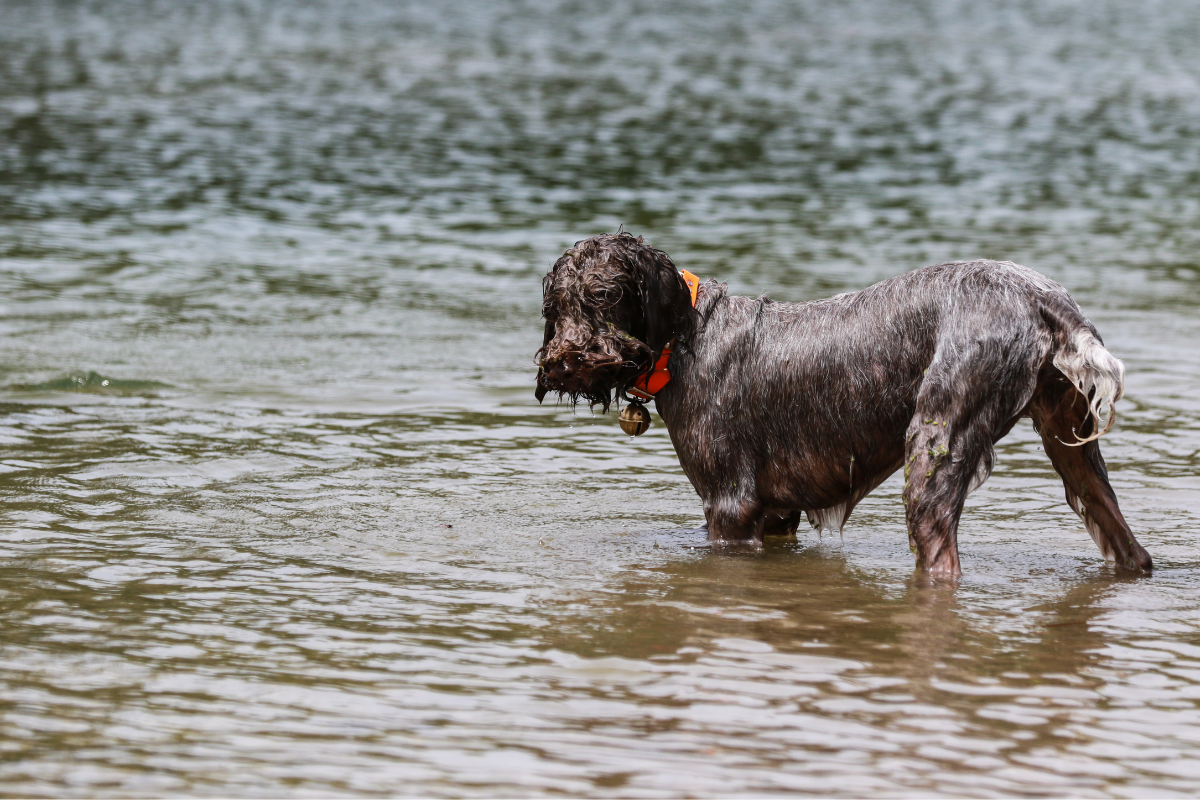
(535, 232, 1152, 577)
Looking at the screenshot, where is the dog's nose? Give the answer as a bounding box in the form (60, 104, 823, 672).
(546, 359, 575, 381)
(543, 354, 580, 384)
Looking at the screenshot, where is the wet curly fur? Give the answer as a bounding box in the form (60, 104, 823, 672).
(536, 232, 1152, 578)
(535, 233, 697, 411)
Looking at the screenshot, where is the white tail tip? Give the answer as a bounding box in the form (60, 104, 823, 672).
(1052, 331, 1125, 446)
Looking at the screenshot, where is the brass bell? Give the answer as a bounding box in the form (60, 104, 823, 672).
(619, 402, 652, 436)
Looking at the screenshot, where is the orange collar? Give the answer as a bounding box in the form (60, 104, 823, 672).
(628, 270, 699, 401)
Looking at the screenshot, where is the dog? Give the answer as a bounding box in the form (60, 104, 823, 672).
(535, 232, 1152, 577)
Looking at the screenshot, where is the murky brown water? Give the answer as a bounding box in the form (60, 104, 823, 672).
(3, 0, 1200, 795)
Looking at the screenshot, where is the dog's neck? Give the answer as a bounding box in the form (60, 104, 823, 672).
(628, 270, 703, 400)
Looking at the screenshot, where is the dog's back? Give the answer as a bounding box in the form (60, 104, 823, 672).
(676, 259, 1116, 439)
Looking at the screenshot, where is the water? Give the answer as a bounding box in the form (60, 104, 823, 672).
(2, 0, 1200, 795)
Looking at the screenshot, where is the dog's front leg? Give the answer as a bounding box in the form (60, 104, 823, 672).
(703, 494, 767, 547)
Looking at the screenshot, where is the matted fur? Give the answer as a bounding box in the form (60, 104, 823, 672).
(535, 233, 698, 411)
(536, 234, 1152, 577)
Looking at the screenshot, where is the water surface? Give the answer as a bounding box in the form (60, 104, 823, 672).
(3, 0, 1200, 795)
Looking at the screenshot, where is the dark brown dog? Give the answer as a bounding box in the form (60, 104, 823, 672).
(535, 232, 1152, 577)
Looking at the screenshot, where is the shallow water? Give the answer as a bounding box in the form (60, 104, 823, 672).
(3, 0, 1200, 795)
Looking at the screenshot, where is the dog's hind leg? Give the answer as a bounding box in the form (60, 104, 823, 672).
(1029, 378, 1152, 573)
(902, 339, 1037, 577)
(903, 415, 981, 578)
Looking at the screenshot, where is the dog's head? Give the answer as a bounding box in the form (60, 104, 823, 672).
(535, 232, 697, 410)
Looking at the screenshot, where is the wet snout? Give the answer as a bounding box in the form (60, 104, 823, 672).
(534, 317, 647, 406)
(540, 347, 595, 393)
(541, 351, 582, 386)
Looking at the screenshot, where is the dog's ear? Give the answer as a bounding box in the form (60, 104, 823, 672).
(534, 319, 554, 402)
(631, 249, 694, 355)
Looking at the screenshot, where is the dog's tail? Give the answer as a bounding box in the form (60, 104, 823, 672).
(1041, 298, 1125, 446)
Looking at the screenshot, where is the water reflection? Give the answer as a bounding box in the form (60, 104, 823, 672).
(523, 535, 1183, 795)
